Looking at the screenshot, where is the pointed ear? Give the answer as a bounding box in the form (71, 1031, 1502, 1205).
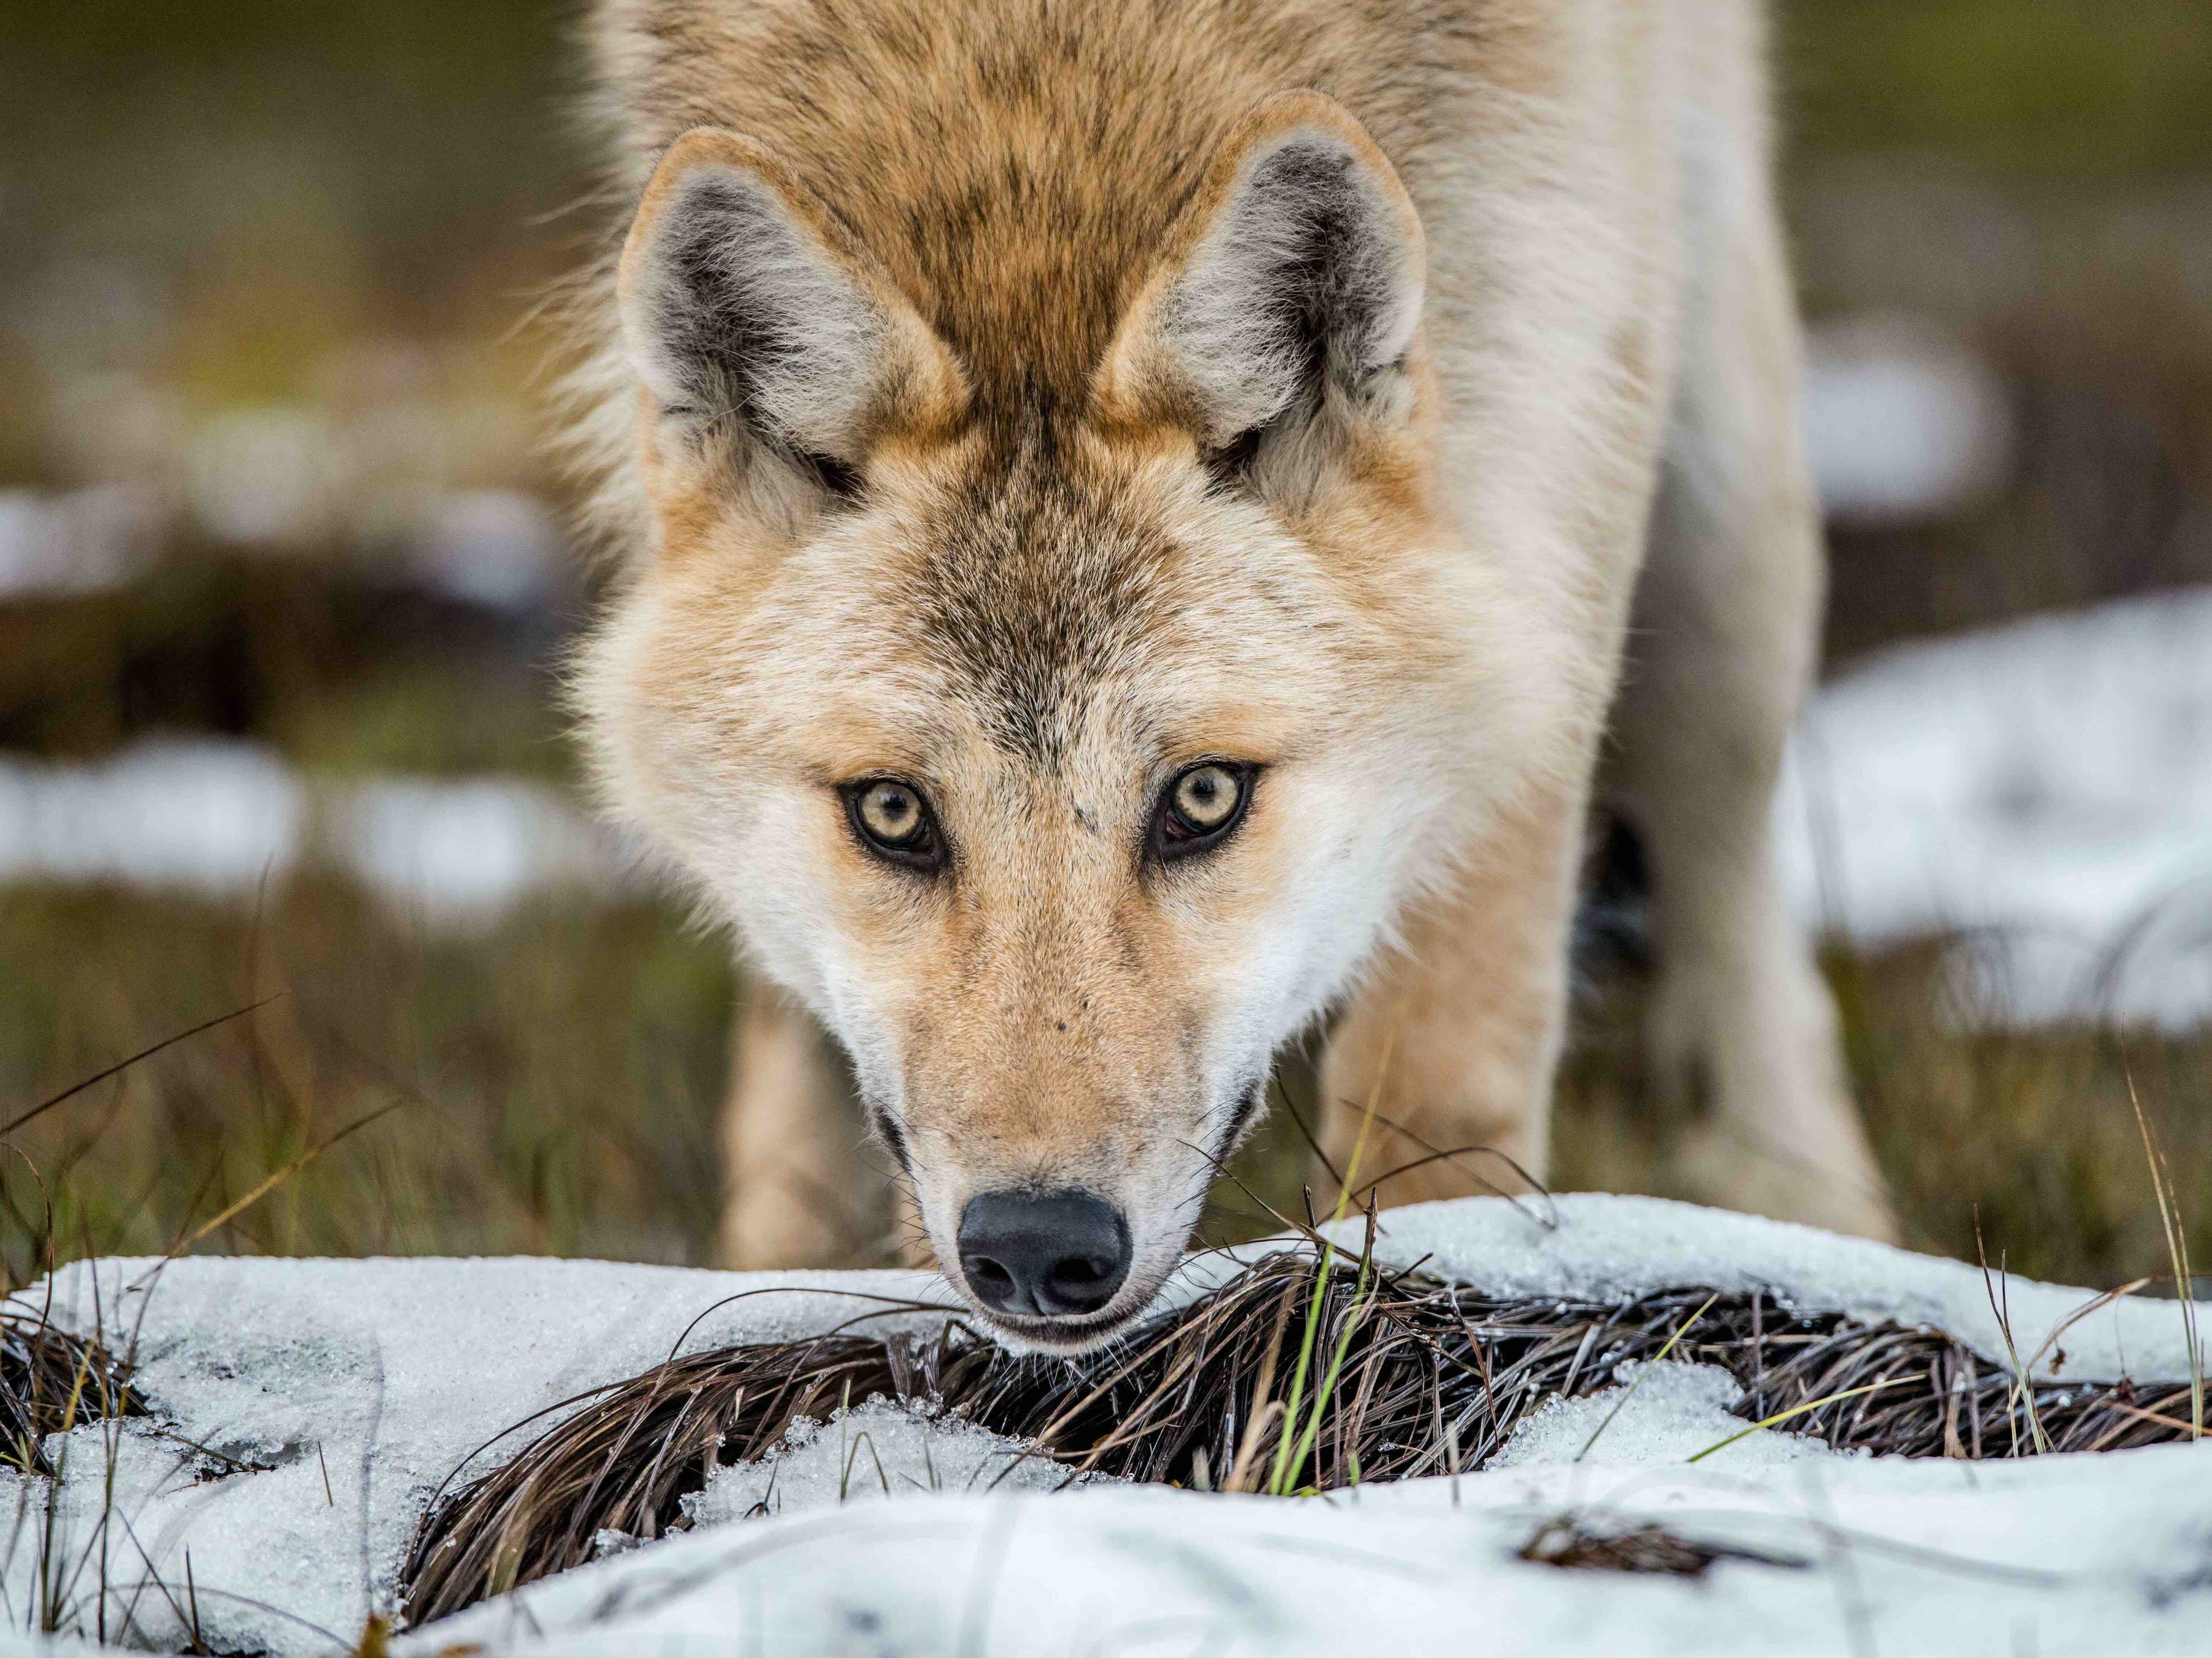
(617, 128, 962, 495)
(1098, 93, 1426, 487)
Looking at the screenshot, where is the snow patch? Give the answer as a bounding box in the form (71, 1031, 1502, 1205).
(1491, 1361, 1839, 1469)
(0, 485, 160, 599)
(0, 738, 633, 923)
(412, 1448, 2212, 1658)
(1803, 317, 2012, 525)
(1776, 586, 2212, 1026)
(685, 1398, 1107, 1529)
(1, 1198, 2204, 1657)
(1330, 1193, 2206, 1385)
(7, 1255, 956, 1655)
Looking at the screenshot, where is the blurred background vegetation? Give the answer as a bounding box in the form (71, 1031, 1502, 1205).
(0, 1, 2208, 1292)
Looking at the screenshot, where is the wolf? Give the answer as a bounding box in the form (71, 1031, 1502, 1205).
(570, 0, 1895, 1352)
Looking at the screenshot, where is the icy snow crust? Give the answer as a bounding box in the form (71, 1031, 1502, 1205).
(3, 1197, 2205, 1657)
(412, 1448, 2212, 1658)
(685, 1397, 1112, 1528)
(6, 1256, 954, 1653)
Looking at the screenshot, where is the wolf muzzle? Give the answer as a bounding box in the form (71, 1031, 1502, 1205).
(956, 1188, 1133, 1319)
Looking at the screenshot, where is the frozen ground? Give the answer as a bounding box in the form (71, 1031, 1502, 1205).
(411, 1448, 2212, 1658)
(1, 1195, 2204, 1656)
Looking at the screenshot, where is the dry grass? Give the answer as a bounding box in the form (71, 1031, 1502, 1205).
(1517, 1517, 1808, 1577)
(399, 1244, 2205, 1625)
(0, 1310, 142, 1478)
(1, 876, 2207, 1297)
(0, 878, 737, 1285)
(1552, 937, 2212, 1294)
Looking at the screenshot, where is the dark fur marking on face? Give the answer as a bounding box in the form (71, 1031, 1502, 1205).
(871, 1104, 914, 1176)
(1218, 1078, 1267, 1159)
(652, 177, 868, 498)
(908, 397, 1177, 771)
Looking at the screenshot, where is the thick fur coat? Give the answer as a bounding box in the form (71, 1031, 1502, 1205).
(569, 0, 1893, 1350)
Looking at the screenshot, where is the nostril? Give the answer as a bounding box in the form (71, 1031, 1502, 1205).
(963, 1254, 1017, 1304)
(957, 1189, 1133, 1320)
(1043, 1251, 1120, 1314)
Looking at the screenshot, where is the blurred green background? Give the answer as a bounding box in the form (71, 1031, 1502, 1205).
(0, 1, 2208, 1290)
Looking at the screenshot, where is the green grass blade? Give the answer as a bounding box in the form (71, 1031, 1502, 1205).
(1684, 1378, 1910, 1464)
(1575, 1292, 1719, 1463)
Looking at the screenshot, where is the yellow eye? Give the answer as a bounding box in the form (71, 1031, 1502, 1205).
(847, 779, 942, 869)
(1173, 765, 1242, 830)
(1156, 762, 1253, 859)
(858, 781, 923, 844)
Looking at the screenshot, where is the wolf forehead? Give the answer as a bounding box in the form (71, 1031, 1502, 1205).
(888, 444, 1180, 766)
(796, 419, 1314, 778)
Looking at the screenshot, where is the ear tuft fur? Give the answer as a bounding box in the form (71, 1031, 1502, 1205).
(618, 129, 959, 494)
(1101, 94, 1427, 490)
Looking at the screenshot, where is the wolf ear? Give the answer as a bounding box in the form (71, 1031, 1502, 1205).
(1099, 93, 1426, 492)
(618, 129, 961, 497)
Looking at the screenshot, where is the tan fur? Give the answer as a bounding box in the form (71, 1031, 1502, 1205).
(569, 0, 1896, 1349)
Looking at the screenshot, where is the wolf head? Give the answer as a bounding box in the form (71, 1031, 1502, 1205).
(580, 95, 1531, 1349)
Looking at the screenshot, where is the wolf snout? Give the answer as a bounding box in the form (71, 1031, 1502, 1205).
(955, 1189, 1133, 1318)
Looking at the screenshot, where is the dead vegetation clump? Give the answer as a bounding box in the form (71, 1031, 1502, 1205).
(1516, 1516, 1808, 1578)
(400, 1246, 2206, 1623)
(0, 1309, 143, 1477)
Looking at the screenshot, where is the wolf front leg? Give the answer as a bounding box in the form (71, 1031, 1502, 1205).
(717, 991, 897, 1269)
(1315, 782, 1585, 1214)
(1606, 87, 1896, 1243)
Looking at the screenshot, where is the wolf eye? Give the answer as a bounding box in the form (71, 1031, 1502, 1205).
(1153, 763, 1254, 860)
(845, 779, 943, 871)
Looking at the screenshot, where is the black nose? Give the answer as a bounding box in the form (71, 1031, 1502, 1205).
(957, 1189, 1132, 1318)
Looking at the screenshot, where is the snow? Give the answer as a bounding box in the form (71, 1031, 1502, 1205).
(1487, 1361, 1839, 1470)
(411, 1446, 2212, 1658)
(0, 486, 159, 600)
(399, 490, 565, 615)
(4, 559, 2210, 1020)
(0, 470, 560, 613)
(0, 739, 632, 923)
(5, 1256, 954, 1654)
(1802, 317, 2012, 525)
(1775, 585, 2212, 1027)
(0, 740, 306, 893)
(3, 1197, 2204, 1656)
(685, 1398, 1108, 1528)
(0, 616, 2197, 1020)
(186, 408, 343, 550)
(332, 772, 617, 921)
